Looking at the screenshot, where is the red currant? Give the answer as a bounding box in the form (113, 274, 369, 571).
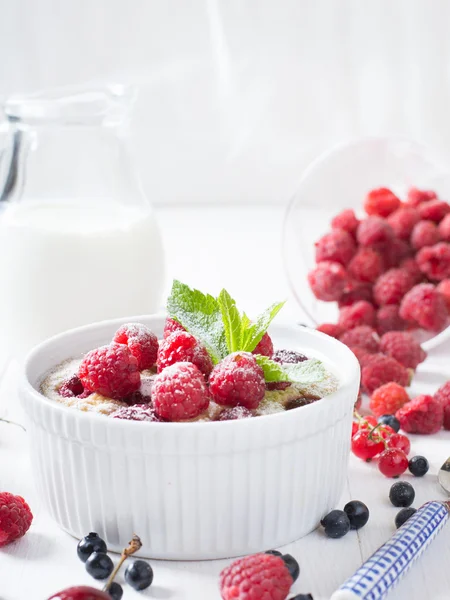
(387, 433, 411, 455)
(351, 421, 359, 437)
(351, 430, 385, 461)
(378, 448, 409, 478)
(378, 425, 396, 440)
(359, 415, 378, 430)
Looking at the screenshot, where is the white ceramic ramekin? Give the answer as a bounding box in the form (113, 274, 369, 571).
(19, 315, 359, 560)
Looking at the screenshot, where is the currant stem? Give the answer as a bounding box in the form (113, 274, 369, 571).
(102, 534, 142, 592)
(0, 417, 26, 432)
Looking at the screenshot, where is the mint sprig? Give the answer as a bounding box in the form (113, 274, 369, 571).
(255, 355, 326, 385)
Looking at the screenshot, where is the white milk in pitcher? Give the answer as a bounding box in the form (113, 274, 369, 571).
(0, 200, 165, 354)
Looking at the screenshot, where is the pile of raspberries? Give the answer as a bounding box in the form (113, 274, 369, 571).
(309, 187, 450, 434)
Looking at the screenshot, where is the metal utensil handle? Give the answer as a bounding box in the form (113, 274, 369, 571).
(330, 501, 449, 600)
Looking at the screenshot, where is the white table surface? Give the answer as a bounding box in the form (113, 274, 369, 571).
(1, 205, 450, 600)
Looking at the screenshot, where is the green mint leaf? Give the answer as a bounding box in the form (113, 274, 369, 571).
(254, 355, 326, 385)
(217, 289, 242, 353)
(166, 280, 228, 363)
(241, 301, 286, 352)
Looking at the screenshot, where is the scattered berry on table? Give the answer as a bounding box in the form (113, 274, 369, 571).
(339, 326, 380, 353)
(308, 261, 349, 301)
(252, 331, 274, 357)
(163, 317, 185, 338)
(343, 500, 370, 530)
(320, 510, 351, 538)
(362, 354, 411, 395)
(410, 220, 441, 250)
(364, 187, 401, 217)
(157, 331, 213, 378)
(216, 406, 254, 421)
(339, 300, 376, 330)
(107, 582, 123, 600)
(316, 323, 344, 338)
(338, 282, 374, 307)
(219, 553, 293, 600)
(291, 595, 314, 600)
(373, 269, 414, 307)
(399, 283, 448, 332)
(396, 394, 444, 434)
(315, 229, 356, 265)
(85, 551, 114, 580)
(153, 362, 210, 421)
(407, 187, 437, 206)
(331, 208, 359, 234)
(272, 349, 308, 363)
(0, 492, 33, 547)
(59, 375, 85, 398)
(77, 532, 107, 563)
(124, 560, 154, 591)
(78, 343, 140, 400)
(370, 382, 410, 417)
(209, 352, 265, 409)
(387, 433, 411, 455)
(379, 332, 427, 370)
(387, 206, 420, 240)
(377, 414, 400, 432)
(351, 429, 385, 461)
(111, 404, 161, 422)
(348, 248, 384, 283)
(418, 199, 450, 222)
(389, 481, 415, 507)
(113, 323, 158, 370)
(376, 305, 408, 336)
(395, 507, 417, 529)
(400, 257, 423, 285)
(357, 216, 394, 248)
(408, 455, 430, 477)
(265, 549, 283, 557)
(280, 553, 300, 582)
(378, 448, 409, 478)
(438, 213, 450, 241)
(47, 587, 111, 600)
(416, 242, 450, 281)
(436, 279, 450, 311)
(434, 381, 450, 430)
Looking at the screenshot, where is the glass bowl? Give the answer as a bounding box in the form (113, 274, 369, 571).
(282, 136, 450, 351)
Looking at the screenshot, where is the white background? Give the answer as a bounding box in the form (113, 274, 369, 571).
(2, 0, 450, 205)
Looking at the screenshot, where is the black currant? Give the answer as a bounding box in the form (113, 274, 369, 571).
(395, 507, 417, 529)
(125, 559, 154, 591)
(281, 553, 300, 582)
(389, 481, 415, 507)
(85, 551, 114, 580)
(108, 582, 123, 600)
(77, 532, 107, 563)
(320, 510, 350, 539)
(408, 455, 429, 477)
(377, 414, 400, 432)
(343, 500, 370, 530)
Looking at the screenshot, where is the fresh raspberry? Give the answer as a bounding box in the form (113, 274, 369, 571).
(163, 317, 185, 339)
(386, 206, 420, 240)
(78, 343, 140, 400)
(338, 300, 376, 330)
(399, 283, 448, 331)
(407, 187, 437, 206)
(376, 305, 408, 335)
(417, 242, 450, 281)
(331, 209, 359, 235)
(272, 349, 308, 363)
(400, 257, 423, 284)
(252, 332, 274, 357)
(357, 216, 394, 248)
(382, 238, 412, 269)
(308, 261, 349, 301)
(339, 326, 380, 353)
(338, 282, 374, 307)
(315, 230, 356, 265)
(410, 220, 441, 250)
(209, 352, 265, 409)
(418, 199, 450, 223)
(438, 213, 450, 241)
(437, 279, 450, 311)
(157, 331, 213, 378)
(396, 394, 444, 434)
(369, 382, 410, 417)
(348, 248, 383, 283)
(380, 331, 427, 370)
(113, 323, 158, 370)
(434, 381, 450, 430)
(316, 323, 344, 338)
(111, 403, 161, 422)
(59, 375, 85, 398)
(373, 269, 414, 306)
(361, 354, 411, 394)
(219, 553, 292, 600)
(0, 492, 33, 547)
(348, 345, 373, 368)
(153, 362, 209, 421)
(364, 187, 401, 217)
(216, 406, 254, 421)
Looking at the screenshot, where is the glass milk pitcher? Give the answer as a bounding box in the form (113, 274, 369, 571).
(0, 85, 165, 355)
